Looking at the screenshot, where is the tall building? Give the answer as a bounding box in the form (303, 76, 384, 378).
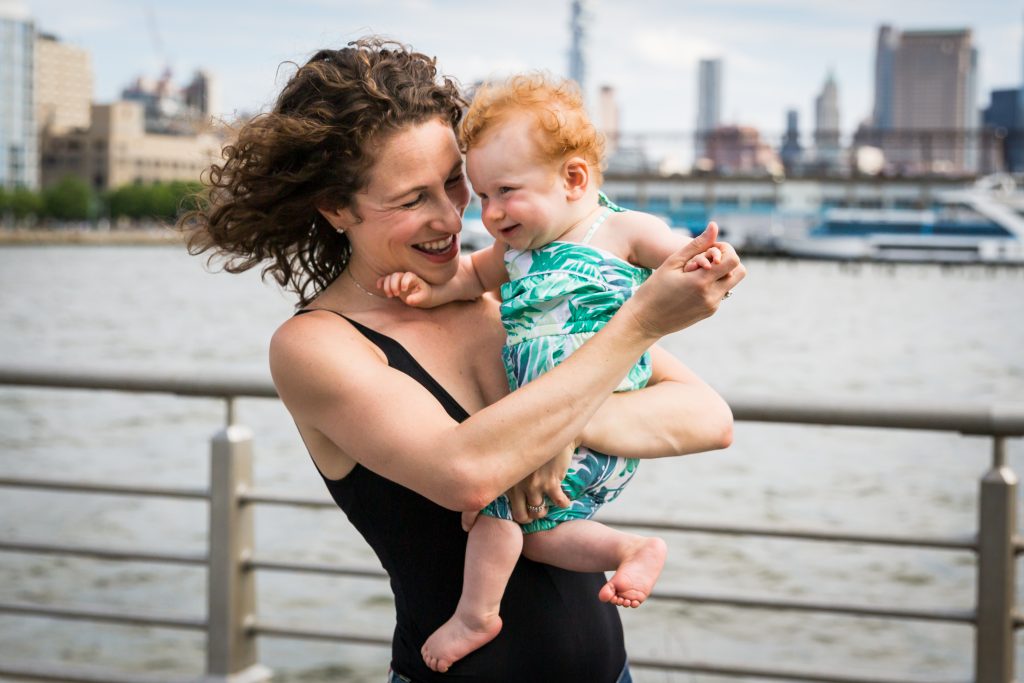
(983, 89, 1023, 172)
(0, 0, 38, 189)
(568, 0, 590, 105)
(872, 25, 899, 130)
(780, 109, 803, 174)
(183, 69, 220, 122)
(35, 32, 93, 135)
(870, 27, 978, 173)
(813, 71, 841, 171)
(695, 58, 722, 160)
(1018, 11, 1024, 163)
(596, 85, 620, 155)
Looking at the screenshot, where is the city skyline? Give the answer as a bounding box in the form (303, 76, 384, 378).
(16, 0, 1024, 140)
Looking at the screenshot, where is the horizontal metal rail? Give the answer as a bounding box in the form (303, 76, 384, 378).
(652, 588, 975, 624)
(728, 393, 1024, 436)
(250, 620, 392, 647)
(0, 600, 206, 631)
(2, 365, 1022, 435)
(601, 515, 977, 551)
(627, 655, 966, 683)
(0, 662, 196, 683)
(0, 539, 206, 565)
(242, 490, 976, 551)
(245, 558, 388, 579)
(245, 556, 972, 624)
(0, 365, 277, 399)
(0, 476, 208, 500)
(248, 621, 959, 683)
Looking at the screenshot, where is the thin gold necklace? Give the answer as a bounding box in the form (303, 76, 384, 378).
(346, 268, 385, 298)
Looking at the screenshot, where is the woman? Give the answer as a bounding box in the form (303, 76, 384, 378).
(182, 38, 744, 683)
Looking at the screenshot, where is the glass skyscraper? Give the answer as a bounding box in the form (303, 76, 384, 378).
(1, 0, 38, 189)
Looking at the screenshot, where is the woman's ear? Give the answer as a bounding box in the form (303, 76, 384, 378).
(317, 204, 355, 233)
(562, 156, 590, 200)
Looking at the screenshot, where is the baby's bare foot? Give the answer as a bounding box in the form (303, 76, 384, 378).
(598, 536, 667, 608)
(421, 611, 502, 673)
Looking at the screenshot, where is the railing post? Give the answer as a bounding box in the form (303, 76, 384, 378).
(204, 419, 271, 683)
(976, 436, 1017, 683)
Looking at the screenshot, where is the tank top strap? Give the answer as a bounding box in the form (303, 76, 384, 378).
(580, 207, 613, 245)
(292, 308, 469, 421)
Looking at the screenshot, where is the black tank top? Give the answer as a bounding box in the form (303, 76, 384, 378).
(294, 309, 626, 682)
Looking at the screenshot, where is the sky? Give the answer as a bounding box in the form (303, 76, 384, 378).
(17, 0, 1024, 143)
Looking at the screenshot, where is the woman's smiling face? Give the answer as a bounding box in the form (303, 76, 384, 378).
(336, 117, 470, 284)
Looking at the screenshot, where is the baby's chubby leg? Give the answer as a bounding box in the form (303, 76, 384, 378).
(421, 515, 522, 673)
(522, 520, 666, 608)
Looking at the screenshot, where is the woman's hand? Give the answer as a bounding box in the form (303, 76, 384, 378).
(623, 222, 745, 340)
(505, 443, 575, 524)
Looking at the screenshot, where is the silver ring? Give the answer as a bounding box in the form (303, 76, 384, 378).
(526, 504, 546, 513)
(722, 291, 733, 300)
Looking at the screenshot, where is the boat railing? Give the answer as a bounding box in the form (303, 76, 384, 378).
(0, 365, 1020, 683)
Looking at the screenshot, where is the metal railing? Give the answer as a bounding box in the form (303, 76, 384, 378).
(0, 365, 1020, 683)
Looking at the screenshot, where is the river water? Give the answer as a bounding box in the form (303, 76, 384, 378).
(0, 245, 1022, 682)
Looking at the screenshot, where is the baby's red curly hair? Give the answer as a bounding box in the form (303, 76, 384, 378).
(460, 73, 605, 184)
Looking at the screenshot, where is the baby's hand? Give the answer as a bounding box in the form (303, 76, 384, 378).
(682, 243, 725, 272)
(378, 272, 433, 307)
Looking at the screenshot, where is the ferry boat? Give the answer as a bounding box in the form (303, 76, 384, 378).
(777, 175, 1024, 263)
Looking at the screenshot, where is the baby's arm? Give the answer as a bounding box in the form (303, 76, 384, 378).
(612, 212, 722, 272)
(379, 243, 509, 308)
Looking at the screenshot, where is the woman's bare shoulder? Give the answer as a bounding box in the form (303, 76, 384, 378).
(270, 311, 385, 398)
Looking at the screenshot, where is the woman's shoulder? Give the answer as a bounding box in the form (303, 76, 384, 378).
(270, 309, 387, 395)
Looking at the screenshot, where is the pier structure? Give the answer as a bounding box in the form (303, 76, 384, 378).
(0, 366, 1021, 683)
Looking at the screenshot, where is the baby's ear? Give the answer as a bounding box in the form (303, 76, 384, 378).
(562, 156, 590, 199)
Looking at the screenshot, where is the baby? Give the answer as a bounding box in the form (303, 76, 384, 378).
(380, 73, 723, 673)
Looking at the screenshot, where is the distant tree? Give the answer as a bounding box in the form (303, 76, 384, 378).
(149, 183, 178, 220)
(105, 181, 205, 222)
(10, 187, 44, 221)
(43, 176, 94, 221)
(170, 180, 204, 215)
(106, 185, 148, 220)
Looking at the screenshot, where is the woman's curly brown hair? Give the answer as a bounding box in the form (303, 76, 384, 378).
(179, 37, 466, 307)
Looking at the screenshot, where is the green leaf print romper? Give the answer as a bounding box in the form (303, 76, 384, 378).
(480, 197, 653, 534)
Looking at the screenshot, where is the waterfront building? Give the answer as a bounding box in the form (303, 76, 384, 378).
(705, 125, 778, 176)
(40, 100, 220, 191)
(35, 32, 92, 136)
(597, 84, 620, 155)
(0, 0, 38, 189)
(695, 58, 722, 161)
(813, 71, 841, 172)
(868, 27, 979, 174)
(983, 88, 1023, 173)
(780, 109, 803, 175)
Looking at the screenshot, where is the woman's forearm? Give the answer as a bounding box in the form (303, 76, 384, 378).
(450, 308, 660, 506)
(580, 346, 733, 458)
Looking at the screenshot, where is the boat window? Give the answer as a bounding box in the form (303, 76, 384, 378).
(933, 223, 1012, 237)
(645, 196, 672, 212)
